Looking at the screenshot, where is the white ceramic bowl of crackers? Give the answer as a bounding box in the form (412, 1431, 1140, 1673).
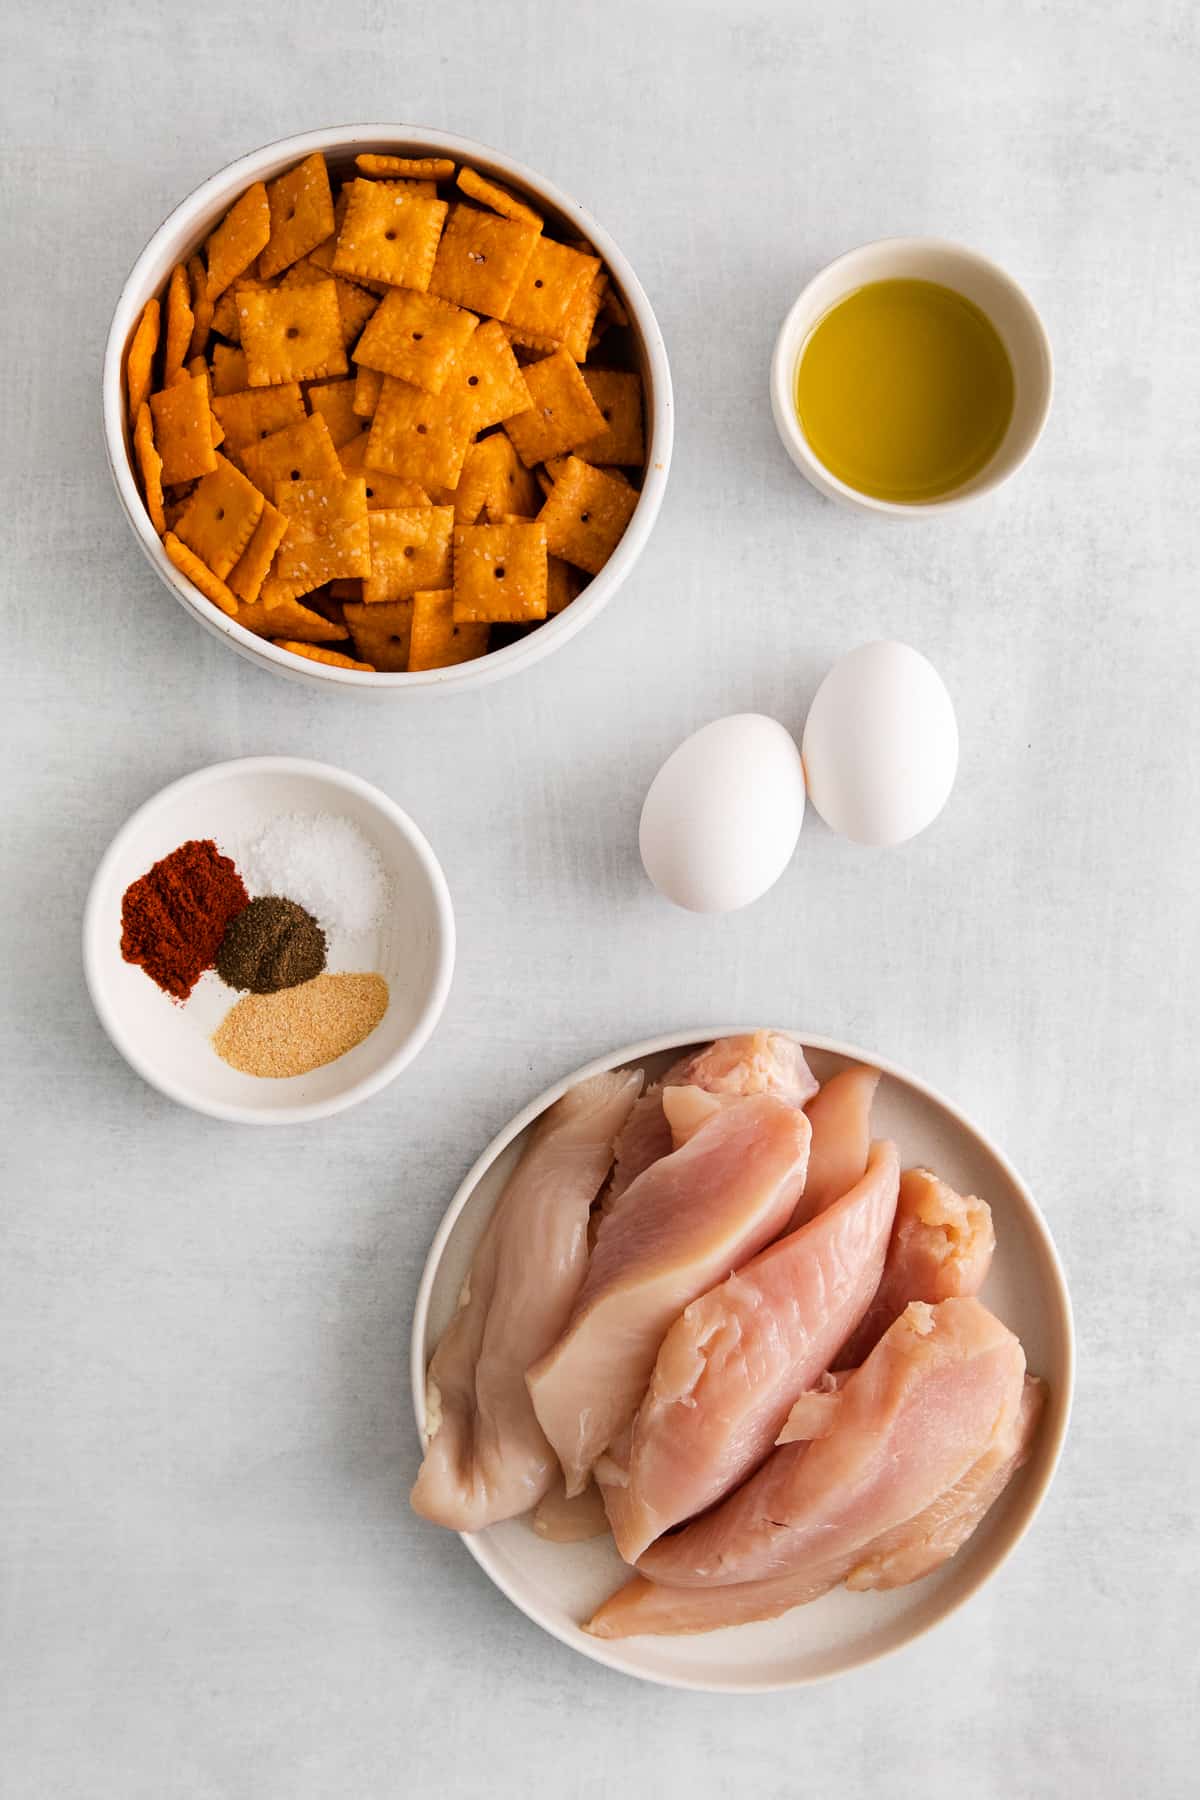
(103, 125, 674, 692)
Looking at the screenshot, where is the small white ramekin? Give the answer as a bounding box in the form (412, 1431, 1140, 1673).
(770, 237, 1053, 517)
(103, 125, 674, 692)
(83, 756, 455, 1123)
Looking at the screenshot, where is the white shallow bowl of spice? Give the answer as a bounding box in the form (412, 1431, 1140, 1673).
(83, 756, 455, 1123)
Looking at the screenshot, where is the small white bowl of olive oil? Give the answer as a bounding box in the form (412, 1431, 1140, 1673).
(771, 238, 1053, 516)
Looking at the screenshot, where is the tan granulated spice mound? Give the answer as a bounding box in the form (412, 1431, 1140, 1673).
(212, 972, 389, 1078)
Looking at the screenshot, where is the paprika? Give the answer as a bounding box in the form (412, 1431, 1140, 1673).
(120, 839, 249, 1001)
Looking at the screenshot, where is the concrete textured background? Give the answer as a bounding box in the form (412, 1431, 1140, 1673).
(3, 1, 1197, 1794)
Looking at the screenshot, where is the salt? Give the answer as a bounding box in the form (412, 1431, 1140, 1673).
(238, 813, 391, 937)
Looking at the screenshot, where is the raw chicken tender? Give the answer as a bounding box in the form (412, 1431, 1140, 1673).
(847, 1374, 1044, 1589)
(527, 1094, 812, 1496)
(601, 1032, 817, 1213)
(590, 1297, 1029, 1634)
(835, 1166, 995, 1369)
(787, 1064, 880, 1230)
(410, 1070, 642, 1531)
(601, 1141, 900, 1563)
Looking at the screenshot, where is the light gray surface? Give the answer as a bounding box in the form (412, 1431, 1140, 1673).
(3, 1, 1197, 1795)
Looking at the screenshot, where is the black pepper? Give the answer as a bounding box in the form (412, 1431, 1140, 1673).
(215, 896, 327, 994)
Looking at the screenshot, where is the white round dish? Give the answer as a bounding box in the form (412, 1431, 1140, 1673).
(770, 238, 1053, 516)
(102, 124, 673, 693)
(83, 756, 454, 1123)
(411, 1028, 1073, 1691)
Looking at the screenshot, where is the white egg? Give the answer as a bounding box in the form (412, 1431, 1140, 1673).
(639, 714, 806, 913)
(801, 642, 958, 847)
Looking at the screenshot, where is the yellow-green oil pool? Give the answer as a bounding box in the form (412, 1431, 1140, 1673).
(795, 278, 1015, 503)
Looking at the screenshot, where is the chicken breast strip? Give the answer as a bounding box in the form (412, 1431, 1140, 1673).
(601, 1032, 817, 1213)
(786, 1064, 880, 1230)
(600, 1141, 900, 1563)
(527, 1093, 812, 1496)
(835, 1166, 995, 1369)
(410, 1069, 642, 1531)
(588, 1297, 1028, 1635)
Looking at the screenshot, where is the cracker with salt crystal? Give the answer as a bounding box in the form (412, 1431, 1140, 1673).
(150, 373, 218, 485)
(353, 288, 478, 394)
(409, 586, 490, 670)
(503, 349, 606, 467)
(279, 258, 379, 350)
(273, 476, 370, 596)
(333, 180, 447, 290)
(211, 384, 305, 459)
(133, 402, 165, 534)
(429, 203, 540, 319)
(239, 281, 347, 386)
(259, 153, 335, 279)
(241, 412, 343, 496)
(343, 598, 414, 671)
(443, 318, 530, 431)
(206, 181, 270, 300)
(536, 455, 637, 574)
(362, 506, 454, 602)
(162, 530, 239, 616)
(365, 376, 473, 492)
(452, 520, 548, 622)
(211, 275, 266, 343)
(174, 454, 264, 578)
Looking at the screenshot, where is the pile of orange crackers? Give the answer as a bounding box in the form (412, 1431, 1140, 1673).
(124, 151, 645, 673)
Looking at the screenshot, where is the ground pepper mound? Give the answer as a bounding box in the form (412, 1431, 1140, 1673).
(121, 838, 249, 1001)
(216, 895, 327, 994)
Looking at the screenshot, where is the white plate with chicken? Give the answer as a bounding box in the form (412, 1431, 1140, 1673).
(409, 1029, 1074, 1691)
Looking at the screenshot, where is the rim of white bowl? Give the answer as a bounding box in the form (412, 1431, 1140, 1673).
(102, 123, 675, 693)
(769, 236, 1054, 518)
(409, 1025, 1075, 1691)
(82, 756, 456, 1123)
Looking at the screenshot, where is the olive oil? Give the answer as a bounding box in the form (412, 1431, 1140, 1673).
(795, 279, 1015, 503)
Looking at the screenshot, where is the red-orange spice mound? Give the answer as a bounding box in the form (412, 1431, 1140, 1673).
(120, 839, 249, 1001)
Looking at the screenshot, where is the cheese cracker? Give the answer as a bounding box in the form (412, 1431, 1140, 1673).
(238, 281, 348, 386)
(150, 373, 218, 485)
(260, 153, 336, 279)
(362, 506, 454, 602)
(452, 520, 548, 622)
(408, 587, 490, 670)
(126, 298, 160, 423)
(133, 402, 165, 535)
(162, 531, 239, 617)
(174, 454, 265, 578)
(333, 180, 447, 290)
(536, 455, 638, 574)
(503, 349, 606, 467)
(206, 181, 271, 300)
